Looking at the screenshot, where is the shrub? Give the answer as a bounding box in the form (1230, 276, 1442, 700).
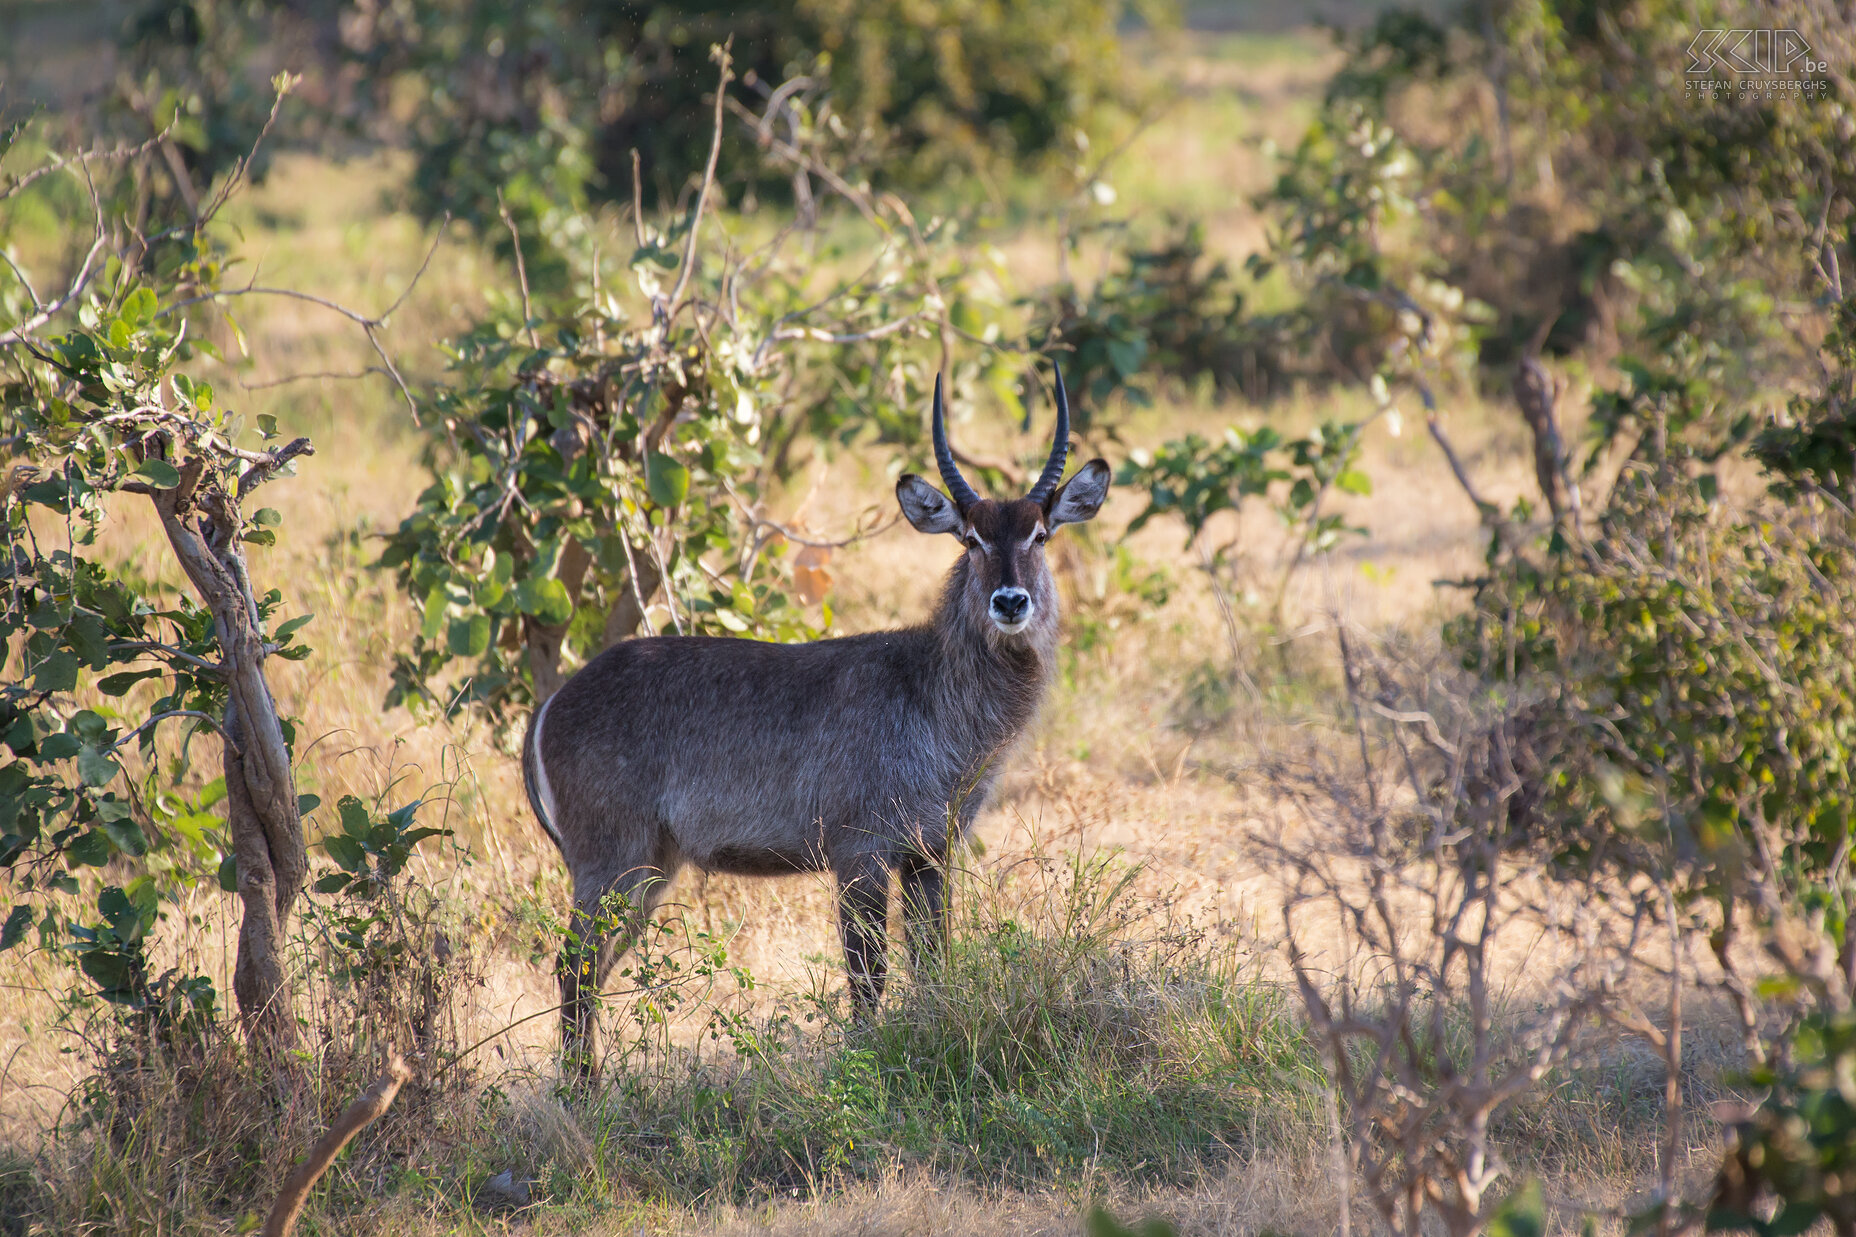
(120, 0, 1163, 239)
(1038, 221, 1301, 416)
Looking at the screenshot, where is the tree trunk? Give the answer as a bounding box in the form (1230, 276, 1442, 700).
(149, 459, 308, 1051)
(524, 538, 659, 704)
(1514, 355, 1580, 532)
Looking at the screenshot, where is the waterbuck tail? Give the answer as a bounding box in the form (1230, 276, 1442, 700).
(522, 693, 566, 853)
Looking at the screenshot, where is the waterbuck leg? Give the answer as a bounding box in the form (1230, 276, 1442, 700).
(836, 857, 891, 1015)
(899, 852, 947, 975)
(559, 859, 676, 1076)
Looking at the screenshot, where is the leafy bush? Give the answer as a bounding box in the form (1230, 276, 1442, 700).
(121, 0, 1161, 240)
(1713, 1010, 1856, 1236)
(1, 94, 324, 1045)
(1039, 220, 1301, 416)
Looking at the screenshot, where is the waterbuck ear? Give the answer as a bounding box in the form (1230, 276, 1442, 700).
(1045, 458, 1110, 528)
(896, 474, 964, 536)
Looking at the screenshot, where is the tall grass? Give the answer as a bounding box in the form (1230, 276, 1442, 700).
(533, 849, 1322, 1207)
(0, 840, 1325, 1233)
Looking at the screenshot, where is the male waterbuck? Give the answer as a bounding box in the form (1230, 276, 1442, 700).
(523, 367, 1110, 1057)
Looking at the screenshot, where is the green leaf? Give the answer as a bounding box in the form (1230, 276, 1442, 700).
(66, 829, 112, 867)
(133, 458, 183, 489)
(31, 651, 79, 693)
(448, 613, 492, 657)
(420, 584, 447, 644)
(313, 872, 353, 895)
(119, 286, 157, 327)
(38, 732, 80, 760)
(0, 905, 32, 951)
(273, 613, 313, 642)
(338, 796, 372, 839)
(217, 853, 238, 892)
(646, 451, 690, 507)
(1486, 1178, 1544, 1237)
(79, 950, 138, 999)
(513, 575, 573, 625)
(98, 669, 163, 697)
(76, 745, 119, 787)
(1336, 469, 1373, 496)
(252, 507, 282, 528)
(100, 818, 147, 857)
(297, 793, 321, 818)
(323, 834, 366, 872)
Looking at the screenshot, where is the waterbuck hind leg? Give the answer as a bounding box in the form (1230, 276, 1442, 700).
(899, 852, 947, 976)
(559, 856, 678, 1076)
(836, 857, 891, 1016)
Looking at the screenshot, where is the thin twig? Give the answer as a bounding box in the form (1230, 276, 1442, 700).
(237, 367, 386, 391)
(630, 148, 647, 248)
(106, 709, 239, 756)
(496, 191, 540, 349)
(0, 166, 107, 347)
(721, 479, 901, 549)
(664, 40, 734, 325)
(0, 123, 177, 204)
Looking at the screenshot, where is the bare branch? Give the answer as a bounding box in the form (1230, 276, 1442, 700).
(1426, 414, 1499, 525)
(0, 124, 175, 204)
(0, 165, 107, 347)
(237, 367, 387, 391)
(664, 40, 735, 325)
(109, 639, 225, 677)
(495, 191, 540, 350)
(721, 479, 901, 549)
(262, 1052, 411, 1237)
(236, 436, 315, 498)
(106, 709, 239, 756)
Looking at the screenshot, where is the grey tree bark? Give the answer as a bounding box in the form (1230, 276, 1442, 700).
(145, 442, 313, 1050)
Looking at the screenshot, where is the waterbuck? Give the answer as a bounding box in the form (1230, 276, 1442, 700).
(522, 367, 1110, 1056)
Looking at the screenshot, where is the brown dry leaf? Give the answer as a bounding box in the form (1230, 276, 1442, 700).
(793, 544, 834, 606)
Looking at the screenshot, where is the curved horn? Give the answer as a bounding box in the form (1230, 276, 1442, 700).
(931, 373, 981, 511)
(1026, 365, 1071, 504)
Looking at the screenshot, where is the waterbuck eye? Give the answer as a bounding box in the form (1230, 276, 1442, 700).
(1034, 530, 1048, 545)
(964, 532, 984, 551)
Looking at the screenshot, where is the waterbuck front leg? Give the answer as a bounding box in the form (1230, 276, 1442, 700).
(899, 851, 946, 976)
(560, 854, 677, 1077)
(836, 855, 891, 1015)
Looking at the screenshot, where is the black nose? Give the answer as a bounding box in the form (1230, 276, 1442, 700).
(990, 589, 1029, 623)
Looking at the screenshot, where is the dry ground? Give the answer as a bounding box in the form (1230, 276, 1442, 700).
(0, 22, 1723, 1235)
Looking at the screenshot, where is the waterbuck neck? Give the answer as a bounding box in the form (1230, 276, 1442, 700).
(924, 550, 1058, 754)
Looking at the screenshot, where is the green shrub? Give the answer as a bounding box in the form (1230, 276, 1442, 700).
(1039, 221, 1301, 416)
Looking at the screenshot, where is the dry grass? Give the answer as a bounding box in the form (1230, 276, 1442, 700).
(0, 26, 1733, 1237)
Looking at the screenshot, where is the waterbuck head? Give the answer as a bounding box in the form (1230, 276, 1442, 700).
(895, 368, 1111, 640)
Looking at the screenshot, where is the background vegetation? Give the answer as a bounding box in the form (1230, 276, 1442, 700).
(2, 0, 1853, 1233)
